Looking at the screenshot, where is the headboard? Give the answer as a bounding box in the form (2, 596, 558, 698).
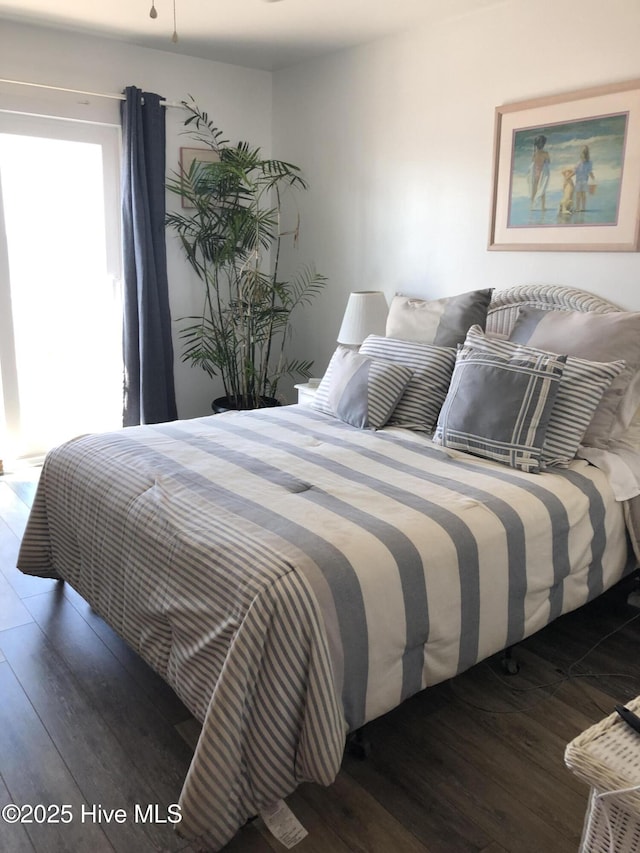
(486, 284, 622, 338)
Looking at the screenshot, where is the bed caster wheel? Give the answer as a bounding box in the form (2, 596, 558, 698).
(346, 730, 371, 760)
(501, 655, 520, 675)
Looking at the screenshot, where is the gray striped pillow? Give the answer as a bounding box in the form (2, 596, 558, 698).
(359, 335, 456, 431)
(464, 326, 625, 467)
(510, 306, 640, 449)
(312, 346, 412, 429)
(434, 347, 566, 473)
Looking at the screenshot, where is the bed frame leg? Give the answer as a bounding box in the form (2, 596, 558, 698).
(346, 728, 371, 760)
(501, 645, 520, 675)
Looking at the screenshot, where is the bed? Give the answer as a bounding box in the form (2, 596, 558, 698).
(17, 284, 640, 851)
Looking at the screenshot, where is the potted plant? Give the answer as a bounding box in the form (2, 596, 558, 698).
(166, 98, 327, 411)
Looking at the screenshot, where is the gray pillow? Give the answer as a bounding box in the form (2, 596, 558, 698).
(312, 346, 412, 429)
(358, 335, 456, 431)
(434, 346, 566, 473)
(464, 325, 625, 467)
(510, 306, 640, 449)
(386, 288, 493, 347)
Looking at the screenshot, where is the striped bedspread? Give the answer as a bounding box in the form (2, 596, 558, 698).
(18, 405, 631, 850)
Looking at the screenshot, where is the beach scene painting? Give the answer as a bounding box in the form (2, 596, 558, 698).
(490, 79, 640, 251)
(507, 113, 628, 228)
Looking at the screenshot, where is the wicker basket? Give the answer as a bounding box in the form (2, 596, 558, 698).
(565, 696, 640, 853)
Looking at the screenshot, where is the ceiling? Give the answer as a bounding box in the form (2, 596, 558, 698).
(0, 0, 504, 71)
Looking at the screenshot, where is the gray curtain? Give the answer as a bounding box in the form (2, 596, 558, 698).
(121, 86, 177, 426)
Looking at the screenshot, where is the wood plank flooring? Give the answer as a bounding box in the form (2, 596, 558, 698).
(1, 466, 639, 852)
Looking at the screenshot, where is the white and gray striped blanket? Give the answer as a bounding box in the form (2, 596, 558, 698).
(18, 405, 632, 850)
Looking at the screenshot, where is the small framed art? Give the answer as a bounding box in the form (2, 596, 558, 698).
(179, 147, 220, 209)
(488, 78, 640, 251)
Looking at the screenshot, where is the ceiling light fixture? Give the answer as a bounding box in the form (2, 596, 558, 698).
(148, 0, 179, 43)
(148, 0, 283, 45)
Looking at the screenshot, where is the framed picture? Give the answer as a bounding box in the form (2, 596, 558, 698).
(179, 146, 219, 208)
(488, 79, 640, 251)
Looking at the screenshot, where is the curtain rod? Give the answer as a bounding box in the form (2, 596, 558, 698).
(0, 78, 183, 108)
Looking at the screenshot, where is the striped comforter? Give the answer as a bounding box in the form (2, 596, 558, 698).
(18, 405, 632, 850)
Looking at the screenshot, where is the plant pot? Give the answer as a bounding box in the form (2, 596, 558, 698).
(212, 396, 281, 414)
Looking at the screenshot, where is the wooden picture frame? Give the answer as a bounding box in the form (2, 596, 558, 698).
(179, 146, 219, 209)
(488, 79, 640, 251)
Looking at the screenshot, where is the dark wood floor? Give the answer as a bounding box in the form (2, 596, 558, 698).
(1, 467, 639, 853)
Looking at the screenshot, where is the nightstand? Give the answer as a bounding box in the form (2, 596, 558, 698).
(294, 380, 320, 406)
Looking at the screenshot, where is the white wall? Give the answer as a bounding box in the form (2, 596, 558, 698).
(273, 0, 640, 383)
(4, 4, 640, 414)
(1, 21, 272, 418)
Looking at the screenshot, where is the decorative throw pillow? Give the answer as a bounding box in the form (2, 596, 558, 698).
(464, 325, 625, 467)
(312, 346, 412, 429)
(510, 306, 640, 449)
(385, 288, 493, 347)
(358, 335, 456, 431)
(433, 347, 566, 473)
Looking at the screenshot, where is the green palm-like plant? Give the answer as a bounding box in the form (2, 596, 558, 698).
(166, 98, 327, 410)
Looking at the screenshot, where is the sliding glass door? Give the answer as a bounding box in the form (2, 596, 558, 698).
(0, 113, 122, 465)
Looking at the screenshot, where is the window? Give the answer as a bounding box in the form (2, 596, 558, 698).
(0, 112, 122, 464)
